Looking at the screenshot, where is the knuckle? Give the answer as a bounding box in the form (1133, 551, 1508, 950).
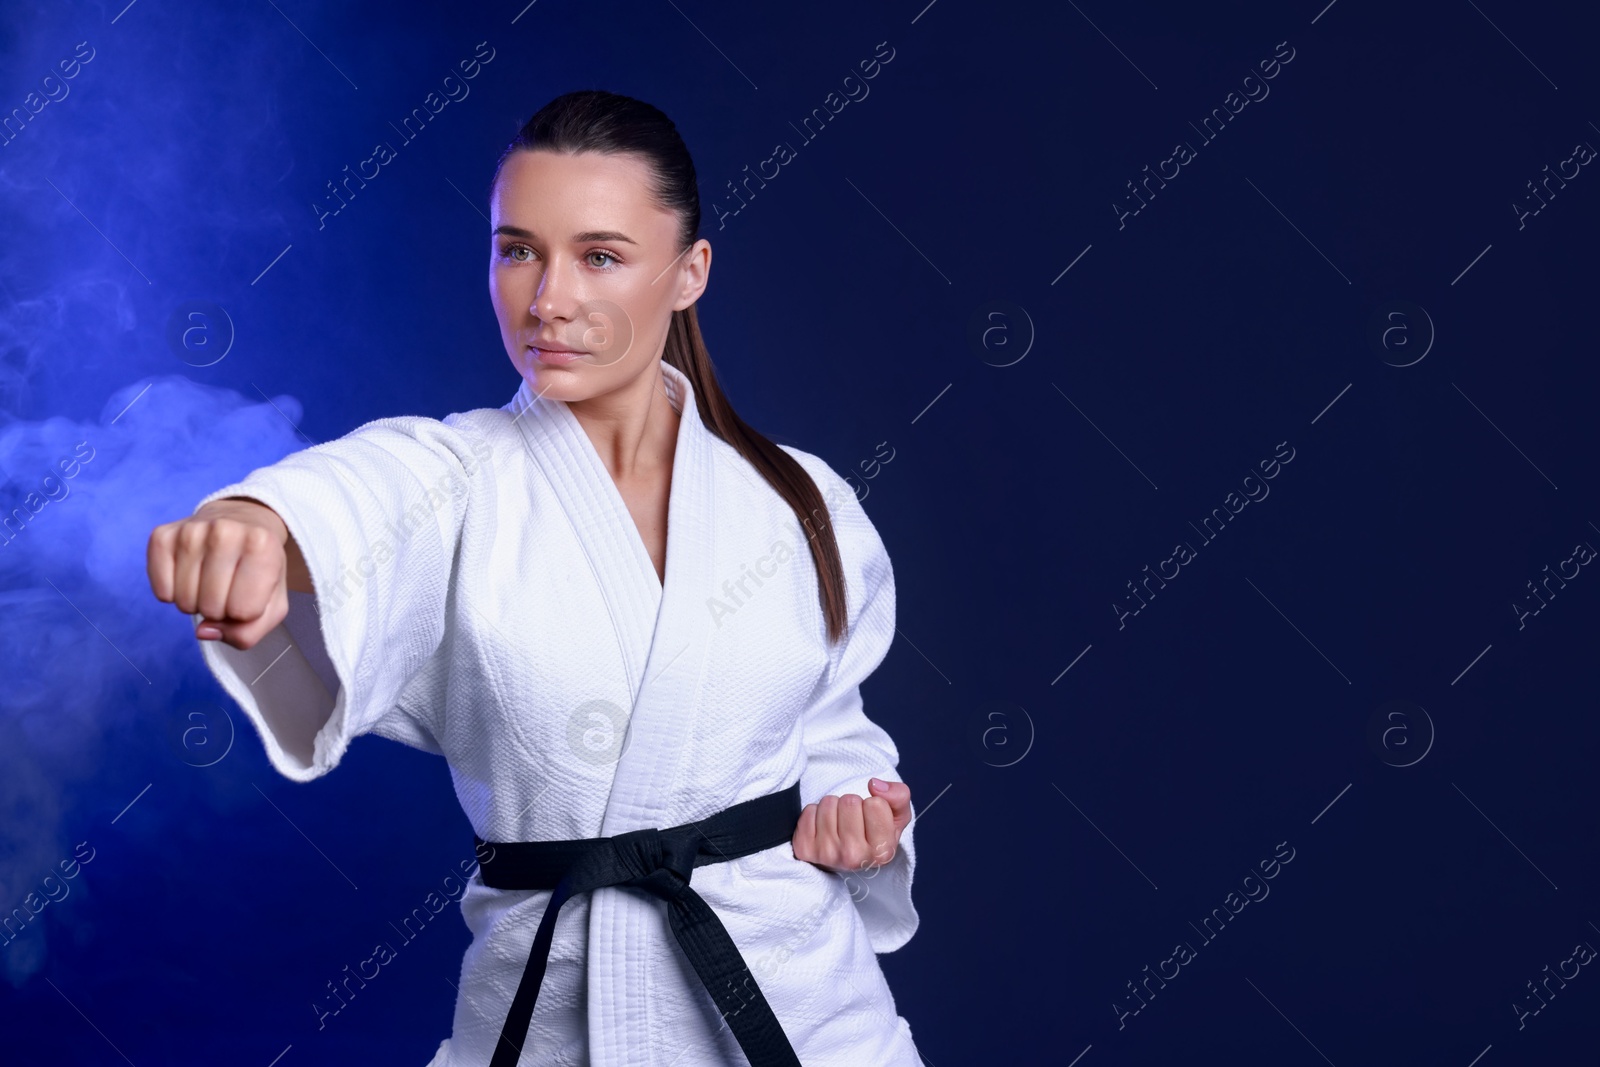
(204, 519, 236, 550)
(241, 524, 276, 554)
(178, 520, 209, 551)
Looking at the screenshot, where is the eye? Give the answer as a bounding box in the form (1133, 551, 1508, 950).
(500, 243, 534, 263)
(586, 250, 621, 270)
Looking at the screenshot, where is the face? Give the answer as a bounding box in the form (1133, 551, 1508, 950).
(489, 149, 710, 404)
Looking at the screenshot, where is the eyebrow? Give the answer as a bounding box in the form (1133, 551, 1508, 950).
(491, 225, 637, 245)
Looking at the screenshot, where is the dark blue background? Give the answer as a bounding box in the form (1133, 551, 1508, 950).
(1, 0, 1596, 1063)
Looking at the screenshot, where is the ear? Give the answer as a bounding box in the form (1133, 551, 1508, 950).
(671, 238, 711, 310)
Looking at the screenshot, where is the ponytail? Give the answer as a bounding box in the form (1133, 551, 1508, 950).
(663, 304, 850, 645)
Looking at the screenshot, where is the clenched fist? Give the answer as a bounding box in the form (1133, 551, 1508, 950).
(146, 497, 312, 650)
(792, 777, 911, 873)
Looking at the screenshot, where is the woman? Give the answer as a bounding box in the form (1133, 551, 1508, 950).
(145, 90, 923, 1066)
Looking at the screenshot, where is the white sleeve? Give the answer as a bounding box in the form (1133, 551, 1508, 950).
(789, 452, 920, 954)
(191, 413, 492, 784)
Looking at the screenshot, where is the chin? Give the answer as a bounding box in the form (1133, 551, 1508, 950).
(525, 363, 611, 405)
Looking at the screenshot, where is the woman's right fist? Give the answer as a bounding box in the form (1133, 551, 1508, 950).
(147, 497, 300, 650)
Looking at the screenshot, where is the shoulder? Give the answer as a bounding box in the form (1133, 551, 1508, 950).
(358, 403, 518, 464)
(288, 406, 506, 485)
(712, 438, 885, 555)
(720, 441, 850, 526)
(319, 404, 500, 448)
(771, 446, 896, 656)
(773, 443, 894, 604)
(442, 403, 515, 443)
(775, 443, 852, 508)
(774, 444, 879, 539)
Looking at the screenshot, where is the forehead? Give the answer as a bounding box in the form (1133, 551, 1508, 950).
(490, 150, 670, 235)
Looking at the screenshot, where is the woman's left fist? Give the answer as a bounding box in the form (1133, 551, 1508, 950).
(792, 777, 912, 873)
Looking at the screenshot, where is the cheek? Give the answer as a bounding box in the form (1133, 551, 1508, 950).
(606, 284, 670, 348)
(490, 273, 523, 321)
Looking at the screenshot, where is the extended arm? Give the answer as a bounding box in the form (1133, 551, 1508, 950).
(153, 414, 493, 781)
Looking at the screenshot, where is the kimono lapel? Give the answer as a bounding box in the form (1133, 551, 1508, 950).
(505, 359, 716, 831)
(508, 362, 743, 1065)
(595, 358, 717, 835)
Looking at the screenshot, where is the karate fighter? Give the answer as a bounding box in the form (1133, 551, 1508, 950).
(146, 89, 923, 1066)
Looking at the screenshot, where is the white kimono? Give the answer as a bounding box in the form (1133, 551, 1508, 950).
(193, 359, 922, 1066)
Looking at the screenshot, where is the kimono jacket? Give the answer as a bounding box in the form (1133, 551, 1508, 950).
(193, 358, 923, 1065)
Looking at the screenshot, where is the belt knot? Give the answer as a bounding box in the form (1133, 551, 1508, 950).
(479, 781, 806, 1067)
(611, 825, 697, 901)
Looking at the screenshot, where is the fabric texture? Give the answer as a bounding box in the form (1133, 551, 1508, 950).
(193, 360, 922, 1066)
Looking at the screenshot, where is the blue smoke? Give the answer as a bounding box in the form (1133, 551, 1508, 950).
(0, 0, 322, 987)
(0, 375, 302, 983)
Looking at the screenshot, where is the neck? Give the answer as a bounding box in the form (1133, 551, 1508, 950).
(567, 361, 681, 481)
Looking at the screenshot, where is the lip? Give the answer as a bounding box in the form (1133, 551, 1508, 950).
(529, 343, 589, 364)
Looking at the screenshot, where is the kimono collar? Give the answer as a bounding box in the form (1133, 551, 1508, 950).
(501, 356, 721, 835)
(506, 356, 692, 424)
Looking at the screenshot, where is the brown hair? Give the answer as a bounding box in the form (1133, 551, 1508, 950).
(488, 89, 850, 644)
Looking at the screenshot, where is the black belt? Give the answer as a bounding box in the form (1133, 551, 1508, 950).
(474, 780, 805, 1067)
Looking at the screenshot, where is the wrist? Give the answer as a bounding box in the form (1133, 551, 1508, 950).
(200, 496, 288, 542)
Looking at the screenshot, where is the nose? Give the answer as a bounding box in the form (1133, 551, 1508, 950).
(531, 255, 579, 322)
